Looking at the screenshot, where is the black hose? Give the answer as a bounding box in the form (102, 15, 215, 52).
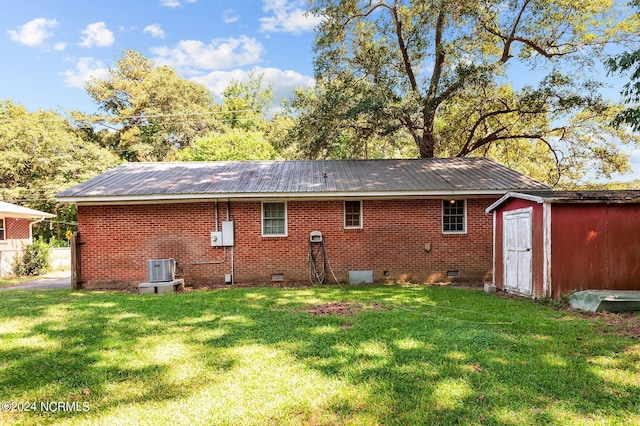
(309, 240, 327, 285)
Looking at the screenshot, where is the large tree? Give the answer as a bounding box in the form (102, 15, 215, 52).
(179, 129, 277, 161)
(298, 0, 640, 184)
(0, 100, 120, 240)
(606, 1, 640, 131)
(221, 72, 275, 131)
(84, 50, 224, 161)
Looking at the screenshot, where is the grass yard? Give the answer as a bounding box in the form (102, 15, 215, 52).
(1, 285, 639, 426)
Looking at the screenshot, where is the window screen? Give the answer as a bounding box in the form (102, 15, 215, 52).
(442, 200, 466, 233)
(344, 201, 362, 228)
(262, 202, 286, 235)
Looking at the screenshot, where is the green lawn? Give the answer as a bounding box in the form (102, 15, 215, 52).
(0, 285, 638, 425)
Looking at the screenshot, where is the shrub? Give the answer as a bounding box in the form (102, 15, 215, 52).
(14, 239, 51, 276)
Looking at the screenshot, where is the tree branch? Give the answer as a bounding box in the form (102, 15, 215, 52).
(391, 0, 419, 92)
(501, 0, 531, 62)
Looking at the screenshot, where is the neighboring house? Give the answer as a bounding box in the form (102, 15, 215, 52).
(486, 190, 640, 299)
(0, 201, 56, 276)
(56, 158, 549, 289)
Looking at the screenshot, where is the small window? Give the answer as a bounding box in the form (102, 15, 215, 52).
(0, 218, 4, 240)
(442, 200, 466, 233)
(344, 201, 362, 228)
(262, 202, 287, 236)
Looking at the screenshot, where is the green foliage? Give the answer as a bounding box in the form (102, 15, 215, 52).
(13, 239, 50, 276)
(179, 129, 277, 161)
(222, 72, 274, 131)
(606, 0, 640, 133)
(297, 0, 640, 185)
(0, 100, 120, 241)
(83, 50, 225, 161)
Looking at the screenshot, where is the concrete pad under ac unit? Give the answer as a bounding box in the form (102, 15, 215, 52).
(349, 270, 373, 284)
(138, 279, 185, 294)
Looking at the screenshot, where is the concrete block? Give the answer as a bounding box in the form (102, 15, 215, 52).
(484, 283, 497, 294)
(156, 284, 174, 294)
(138, 279, 184, 295)
(139, 286, 156, 294)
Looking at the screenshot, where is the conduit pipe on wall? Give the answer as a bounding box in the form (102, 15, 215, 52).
(191, 200, 227, 265)
(228, 200, 234, 285)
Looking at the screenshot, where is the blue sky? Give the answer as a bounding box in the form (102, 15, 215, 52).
(1, 0, 639, 181)
(1, 0, 319, 113)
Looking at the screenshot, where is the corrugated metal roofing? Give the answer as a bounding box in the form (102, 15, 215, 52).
(56, 158, 550, 201)
(486, 190, 640, 213)
(517, 190, 640, 201)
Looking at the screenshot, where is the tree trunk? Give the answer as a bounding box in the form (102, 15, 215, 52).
(417, 113, 436, 158)
(417, 132, 435, 158)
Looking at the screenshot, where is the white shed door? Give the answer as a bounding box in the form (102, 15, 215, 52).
(503, 209, 533, 296)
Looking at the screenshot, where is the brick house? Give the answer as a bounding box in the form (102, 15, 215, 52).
(56, 158, 549, 289)
(0, 201, 56, 276)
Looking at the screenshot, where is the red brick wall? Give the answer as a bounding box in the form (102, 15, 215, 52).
(2, 217, 32, 241)
(77, 198, 496, 288)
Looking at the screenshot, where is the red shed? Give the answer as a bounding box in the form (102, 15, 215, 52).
(486, 190, 640, 299)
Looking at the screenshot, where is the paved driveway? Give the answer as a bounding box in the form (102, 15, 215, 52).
(0, 271, 71, 290)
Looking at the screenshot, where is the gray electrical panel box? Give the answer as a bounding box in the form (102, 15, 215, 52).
(222, 221, 234, 246)
(210, 231, 223, 247)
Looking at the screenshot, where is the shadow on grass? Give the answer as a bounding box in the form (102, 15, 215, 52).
(0, 286, 638, 425)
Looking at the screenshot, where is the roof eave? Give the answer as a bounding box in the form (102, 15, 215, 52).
(57, 189, 533, 205)
(485, 192, 548, 213)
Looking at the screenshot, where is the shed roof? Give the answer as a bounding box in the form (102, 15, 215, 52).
(486, 190, 640, 213)
(56, 158, 550, 204)
(0, 201, 56, 219)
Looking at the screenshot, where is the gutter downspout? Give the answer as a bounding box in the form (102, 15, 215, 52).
(29, 216, 48, 244)
(228, 200, 234, 285)
(191, 201, 228, 265)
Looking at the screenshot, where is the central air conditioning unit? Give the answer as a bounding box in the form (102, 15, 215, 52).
(147, 259, 176, 282)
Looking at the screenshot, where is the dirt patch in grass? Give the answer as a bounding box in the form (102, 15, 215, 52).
(569, 310, 640, 339)
(600, 312, 640, 339)
(304, 301, 391, 316)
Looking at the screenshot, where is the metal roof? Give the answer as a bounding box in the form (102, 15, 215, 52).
(486, 190, 640, 213)
(0, 201, 56, 219)
(56, 158, 550, 203)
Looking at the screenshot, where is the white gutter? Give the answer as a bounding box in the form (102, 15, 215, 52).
(58, 189, 522, 205)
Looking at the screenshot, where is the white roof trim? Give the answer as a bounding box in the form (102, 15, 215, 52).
(485, 192, 546, 213)
(58, 189, 514, 205)
(0, 201, 56, 219)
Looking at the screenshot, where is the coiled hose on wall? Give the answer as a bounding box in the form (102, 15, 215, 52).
(309, 239, 327, 285)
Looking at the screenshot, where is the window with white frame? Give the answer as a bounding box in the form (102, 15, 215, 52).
(262, 202, 287, 236)
(442, 199, 466, 233)
(0, 218, 4, 240)
(344, 200, 362, 228)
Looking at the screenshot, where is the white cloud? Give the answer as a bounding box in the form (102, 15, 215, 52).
(259, 0, 322, 34)
(53, 42, 66, 51)
(150, 36, 264, 71)
(7, 18, 58, 47)
(192, 66, 314, 101)
(61, 57, 109, 88)
(79, 22, 114, 48)
(223, 9, 239, 24)
(160, 0, 196, 7)
(143, 24, 165, 39)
